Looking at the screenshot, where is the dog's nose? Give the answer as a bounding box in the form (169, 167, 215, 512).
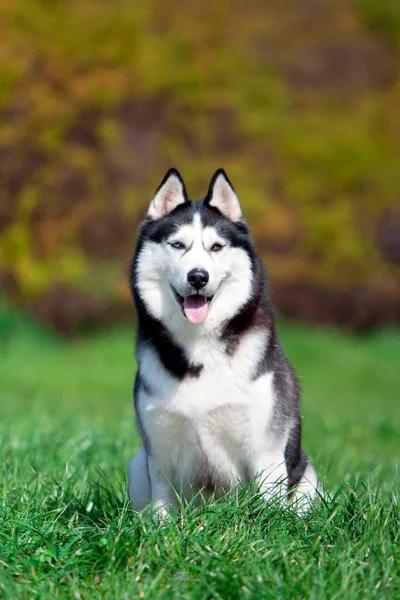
(187, 268, 209, 290)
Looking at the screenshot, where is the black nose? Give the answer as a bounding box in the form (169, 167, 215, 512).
(187, 268, 209, 290)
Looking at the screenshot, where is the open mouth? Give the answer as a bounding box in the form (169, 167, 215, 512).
(172, 288, 214, 324)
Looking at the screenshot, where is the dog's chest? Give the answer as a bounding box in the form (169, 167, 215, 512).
(140, 334, 275, 487)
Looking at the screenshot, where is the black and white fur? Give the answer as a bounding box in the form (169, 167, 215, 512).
(129, 168, 317, 516)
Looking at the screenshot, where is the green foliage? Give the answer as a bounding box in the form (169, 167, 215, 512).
(358, 0, 400, 41)
(0, 313, 399, 598)
(0, 0, 399, 328)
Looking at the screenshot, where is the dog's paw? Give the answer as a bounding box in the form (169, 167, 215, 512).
(152, 503, 173, 524)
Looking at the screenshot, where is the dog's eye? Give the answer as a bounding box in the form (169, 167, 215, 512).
(169, 241, 185, 250)
(210, 243, 224, 252)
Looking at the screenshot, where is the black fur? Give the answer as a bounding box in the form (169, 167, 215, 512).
(133, 374, 151, 452)
(134, 294, 203, 379)
(220, 255, 270, 356)
(285, 418, 310, 491)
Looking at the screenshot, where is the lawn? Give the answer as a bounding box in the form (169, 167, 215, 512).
(0, 303, 399, 599)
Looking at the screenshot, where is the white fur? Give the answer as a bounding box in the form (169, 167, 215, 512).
(131, 335, 284, 511)
(289, 464, 319, 514)
(136, 214, 253, 336)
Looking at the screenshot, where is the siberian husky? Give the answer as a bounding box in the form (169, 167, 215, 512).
(128, 168, 317, 516)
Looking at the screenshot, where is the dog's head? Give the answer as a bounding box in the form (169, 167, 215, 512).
(132, 169, 256, 330)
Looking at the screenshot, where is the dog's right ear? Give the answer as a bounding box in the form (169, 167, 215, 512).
(147, 169, 188, 220)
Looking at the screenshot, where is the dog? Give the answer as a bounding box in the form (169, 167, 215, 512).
(128, 168, 317, 516)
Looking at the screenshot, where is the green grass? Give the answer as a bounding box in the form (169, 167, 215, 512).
(1, 304, 399, 598)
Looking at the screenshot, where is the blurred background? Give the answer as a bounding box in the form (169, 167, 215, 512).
(1, 1, 399, 491)
(1, 0, 400, 335)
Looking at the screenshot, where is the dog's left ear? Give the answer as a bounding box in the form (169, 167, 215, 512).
(205, 169, 243, 222)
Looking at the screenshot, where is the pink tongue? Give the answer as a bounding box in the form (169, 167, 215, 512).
(183, 295, 209, 324)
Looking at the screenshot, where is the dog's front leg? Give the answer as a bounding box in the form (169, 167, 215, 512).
(148, 456, 176, 520)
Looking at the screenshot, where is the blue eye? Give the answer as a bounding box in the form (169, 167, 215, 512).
(170, 241, 185, 250)
(210, 243, 224, 252)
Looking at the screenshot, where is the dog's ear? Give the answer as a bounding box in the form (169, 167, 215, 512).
(147, 169, 188, 220)
(205, 169, 242, 222)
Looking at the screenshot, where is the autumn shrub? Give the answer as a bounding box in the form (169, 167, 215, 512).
(0, 0, 399, 332)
